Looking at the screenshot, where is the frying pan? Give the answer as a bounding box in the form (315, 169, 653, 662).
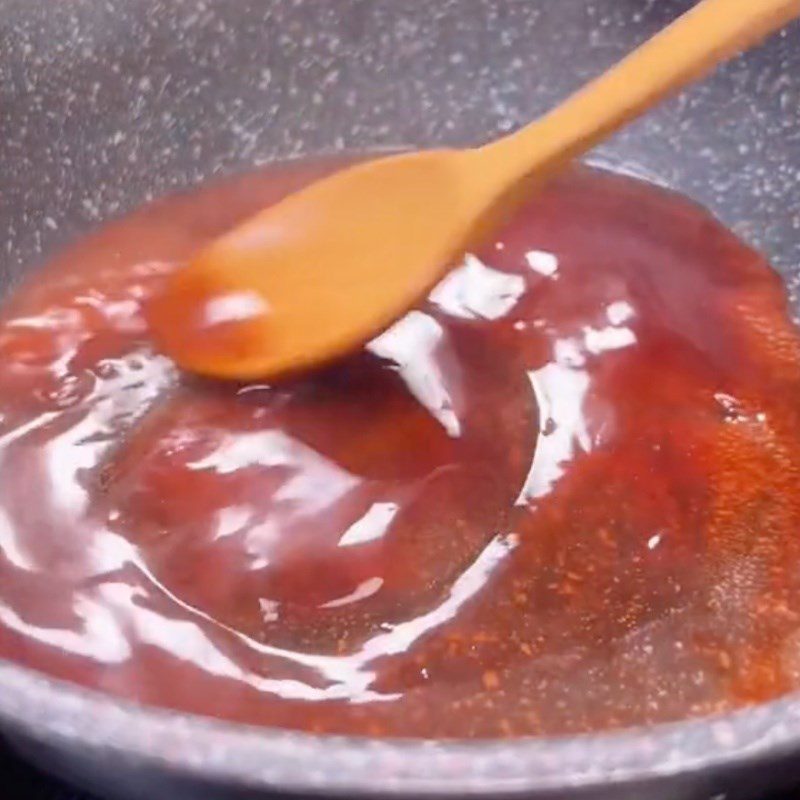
(1, 1, 800, 798)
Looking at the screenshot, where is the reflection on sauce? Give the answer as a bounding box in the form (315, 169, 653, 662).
(1, 158, 800, 738)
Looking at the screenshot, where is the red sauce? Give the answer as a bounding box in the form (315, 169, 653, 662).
(1, 157, 800, 738)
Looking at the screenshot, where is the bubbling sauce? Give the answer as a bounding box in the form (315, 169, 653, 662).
(1, 158, 800, 738)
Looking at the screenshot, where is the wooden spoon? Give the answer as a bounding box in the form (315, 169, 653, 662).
(148, 0, 800, 381)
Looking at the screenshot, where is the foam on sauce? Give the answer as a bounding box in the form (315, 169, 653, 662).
(1, 158, 800, 737)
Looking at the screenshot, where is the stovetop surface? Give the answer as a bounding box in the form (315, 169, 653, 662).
(2, 745, 89, 800)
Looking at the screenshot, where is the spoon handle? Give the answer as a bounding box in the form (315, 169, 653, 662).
(481, 0, 800, 181)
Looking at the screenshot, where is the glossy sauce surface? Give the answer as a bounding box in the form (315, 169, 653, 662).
(2, 158, 800, 738)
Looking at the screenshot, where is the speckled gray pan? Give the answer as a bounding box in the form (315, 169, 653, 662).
(0, 1, 799, 799)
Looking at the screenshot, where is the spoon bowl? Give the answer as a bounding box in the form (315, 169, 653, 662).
(148, 149, 477, 379)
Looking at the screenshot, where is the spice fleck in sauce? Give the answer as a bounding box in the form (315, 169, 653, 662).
(1, 158, 800, 738)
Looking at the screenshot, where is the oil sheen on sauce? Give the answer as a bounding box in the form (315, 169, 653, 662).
(1, 158, 800, 739)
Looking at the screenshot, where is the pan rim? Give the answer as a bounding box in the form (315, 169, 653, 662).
(1, 656, 799, 796)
